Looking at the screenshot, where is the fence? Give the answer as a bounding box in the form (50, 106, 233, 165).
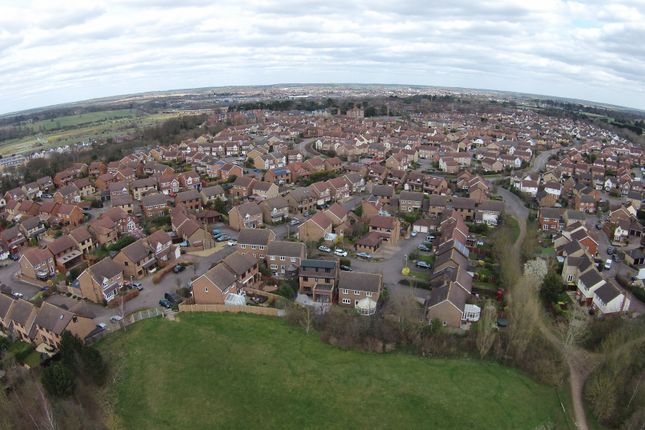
(125, 307, 164, 325)
(179, 303, 282, 317)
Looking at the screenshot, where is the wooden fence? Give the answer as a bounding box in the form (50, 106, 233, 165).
(179, 303, 282, 317)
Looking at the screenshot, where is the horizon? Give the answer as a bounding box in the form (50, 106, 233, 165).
(1, 1, 645, 115)
(2, 81, 644, 117)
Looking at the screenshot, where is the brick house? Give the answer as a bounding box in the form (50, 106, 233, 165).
(259, 196, 290, 223)
(228, 202, 264, 230)
(298, 212, 332, 242)
(76, 258, 124, 304)
(142, 193, 170, 218)
(368, 215, 400, 245)
(298, 259, 338, 305)
(236, 228, 276, 259)
(176, 189, 203, 211)
(113, 239, 157, 280)
(398, 191, 424, 213)
(19, 248, 56, 281)
(266, 240, 306, 278)
(33, 302, 96, 349)
(337, 271, 382, 312)
(46, 235, 83, 273)
(192, 252, 260, 304)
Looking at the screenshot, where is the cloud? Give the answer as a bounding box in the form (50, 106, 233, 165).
(0, 0, 644, 114)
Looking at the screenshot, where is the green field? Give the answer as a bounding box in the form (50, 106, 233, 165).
(99, 313, 568, 430)
(0, 110, 180, 155)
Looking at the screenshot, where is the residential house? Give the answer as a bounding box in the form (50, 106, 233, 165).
(147, 230, 180, 264)
(69, 225, 94, 256)
(176, 189, 203, 211)
(338, 271, 382, 312)
(259, 196, 290, 223)
(200, 185, 226, 205)
(286, 187, 316, 215)
(47, 235, 83, 272)
(131, 177, 158, 200)
(228, 202, 264, 230)
(141, 193, 170, 218)
(399, 191, 424, 213)
(76, 258, 124, 304)
(33, 302, 95, 349)
(236, 228, 276, 259)
(266, 240, 306, 278)
(298, 212, 332, 242)
(19, 248, 56, 281)
(368, 215, 401, 245)
(113, 239, 157, 279)
(298, 259, 338, 305)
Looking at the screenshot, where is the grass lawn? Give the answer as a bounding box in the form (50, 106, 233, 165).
(505, 216, 521, 243)
(99, 313, 567, 430)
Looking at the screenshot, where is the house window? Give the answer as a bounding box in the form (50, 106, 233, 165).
(303, 276, 308, 282)
(355, 300, 359, 306)
(366, 292, 372, 297)
(270, 264, 278, 270)
(567, 275, 573, 282)
(251, 245, 257, 250)
(280, 256, 285, 261)
(353, 290, 360, 295)
(240, 244, 246, 249)
(342, 298, 351, 305)
(204, 287, 208, 293)
(342, 288, 349, 294)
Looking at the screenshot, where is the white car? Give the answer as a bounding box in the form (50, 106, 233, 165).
(604, 259, 612, 270)
(318, 245, 332, 253)
(11, 292, 24, 299)
(411, 231, 418, 237)
(227, 239, 238, 246)
(110, 315, 123, 323)
(96, 323, 107, 330)
(334, 249, 348, 257)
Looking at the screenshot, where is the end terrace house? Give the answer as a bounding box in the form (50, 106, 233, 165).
(33, 302, 95, 349)
(266, 240, 306, 278)
(76, 258, 124, 304)
(19, 247, 56, 281)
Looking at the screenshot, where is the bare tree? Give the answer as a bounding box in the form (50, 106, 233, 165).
(476, 301, 498, 359)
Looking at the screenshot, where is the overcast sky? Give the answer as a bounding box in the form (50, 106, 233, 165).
(1, 0, 645, 114)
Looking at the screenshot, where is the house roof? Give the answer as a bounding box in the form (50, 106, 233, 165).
(20, 247, 52, 267)
(267, 240, 305, 258)
(231, 202, 262, 217)
(176, 189, 201, 202)
(309, 212, 332, 230)
(202, 264, 237, 291)
(119, 239, 150, 263)
(222, 252, 257, 276)
(142, 193, 169, 207)
(594, 282, 621, 304)
(369, 215, 395, 229)
(47, 235, 76, 255)
(201, 185, 224, 197)
(238, 228, 274, 246)
(89, 258, 122, 281)
(338, 271, 382, 292)
(34, 302, 75, 335)
(8, 298, 36, 326)
(69, 226, 92, 243)
(579, 269, 604, 288)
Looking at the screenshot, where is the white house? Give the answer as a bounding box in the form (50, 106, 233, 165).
(592, 283, 630, 315)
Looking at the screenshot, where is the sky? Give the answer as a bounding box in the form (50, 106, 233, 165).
(1, 0, 645, 114)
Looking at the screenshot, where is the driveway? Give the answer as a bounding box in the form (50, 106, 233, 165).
(349, 234, 431, 302)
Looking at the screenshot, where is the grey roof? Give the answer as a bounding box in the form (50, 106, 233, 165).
(427, 283, 469, 310)
(371, 184, 394, 197)
(301, 259, 337, 269)
(238, 228, 274, 246)
(399, 191, 424, 202)
(579, 269, 604, 288)
(201, 185, 224, 197)
(338, 271, 382, 292)
(203, 264, 237, 291)
(0, 293, 15, 320)
(222, 252, 257, 276)
(33, 302, 74, 335)
(142, 193, 169, 207)
(232, 202, 262, 217)
(47, 235, 76, 255)
(176, 189, 201, 202)
(112, 194, 134, 206)
(8, 299, 36, 326)
(119, 239, 151, 263)
(594, 282, 620, 304)
(267, 240, 305, 258)
(132, 177, 158, 188)
(261, 196, 288, 210)
(90, 258, 122, 281)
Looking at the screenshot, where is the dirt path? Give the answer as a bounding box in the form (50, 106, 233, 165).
(505, 199, 590, 430)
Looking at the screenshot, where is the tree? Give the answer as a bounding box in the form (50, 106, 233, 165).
(41, 363, 75, 397)
(476, 301, 498, 358)
(540, 271, 564, 304)
(80, 347, 108, 386)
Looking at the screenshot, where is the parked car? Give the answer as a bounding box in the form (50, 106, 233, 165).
(164, 292, 181, 303)
(425, 235, 435, 242)
(607, 246, 615, 255)
(318, 245, 332, 253)
(227, 239, 238, 246)
(411, 231, 418, 237)
(604, 259, 612, 270)
(416, 261, 432, 269)
(595, 223, 603, 230)
(476, 240, 484, 247)
(11, 291, 23, 299)
(133, 282, 144, 291)
(334, 248, 348, 257)
(212, 229, 222, 236)
(159, 299, 173, 309)
(96, 323, 107, 330)
(41, 193, 53, 199)
(418, 244, 431, 252)
(216, 234, 230, 242)
(356, 252, 372, 259)
(8, 254, 19, 261)
(172, 264, 185, 273)
(340, 264, 352, 271)
(36, 270, 50, 281)
(179, 240, 189, 247)
(289, 219, 300, 226)
(110, 315, 123, 323)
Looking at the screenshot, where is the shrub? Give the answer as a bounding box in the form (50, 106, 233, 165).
(42, 363, 75, 397)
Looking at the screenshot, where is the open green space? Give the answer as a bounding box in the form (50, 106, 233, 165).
(0, 110, 180, 155)
(99, 313, 567, 430)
